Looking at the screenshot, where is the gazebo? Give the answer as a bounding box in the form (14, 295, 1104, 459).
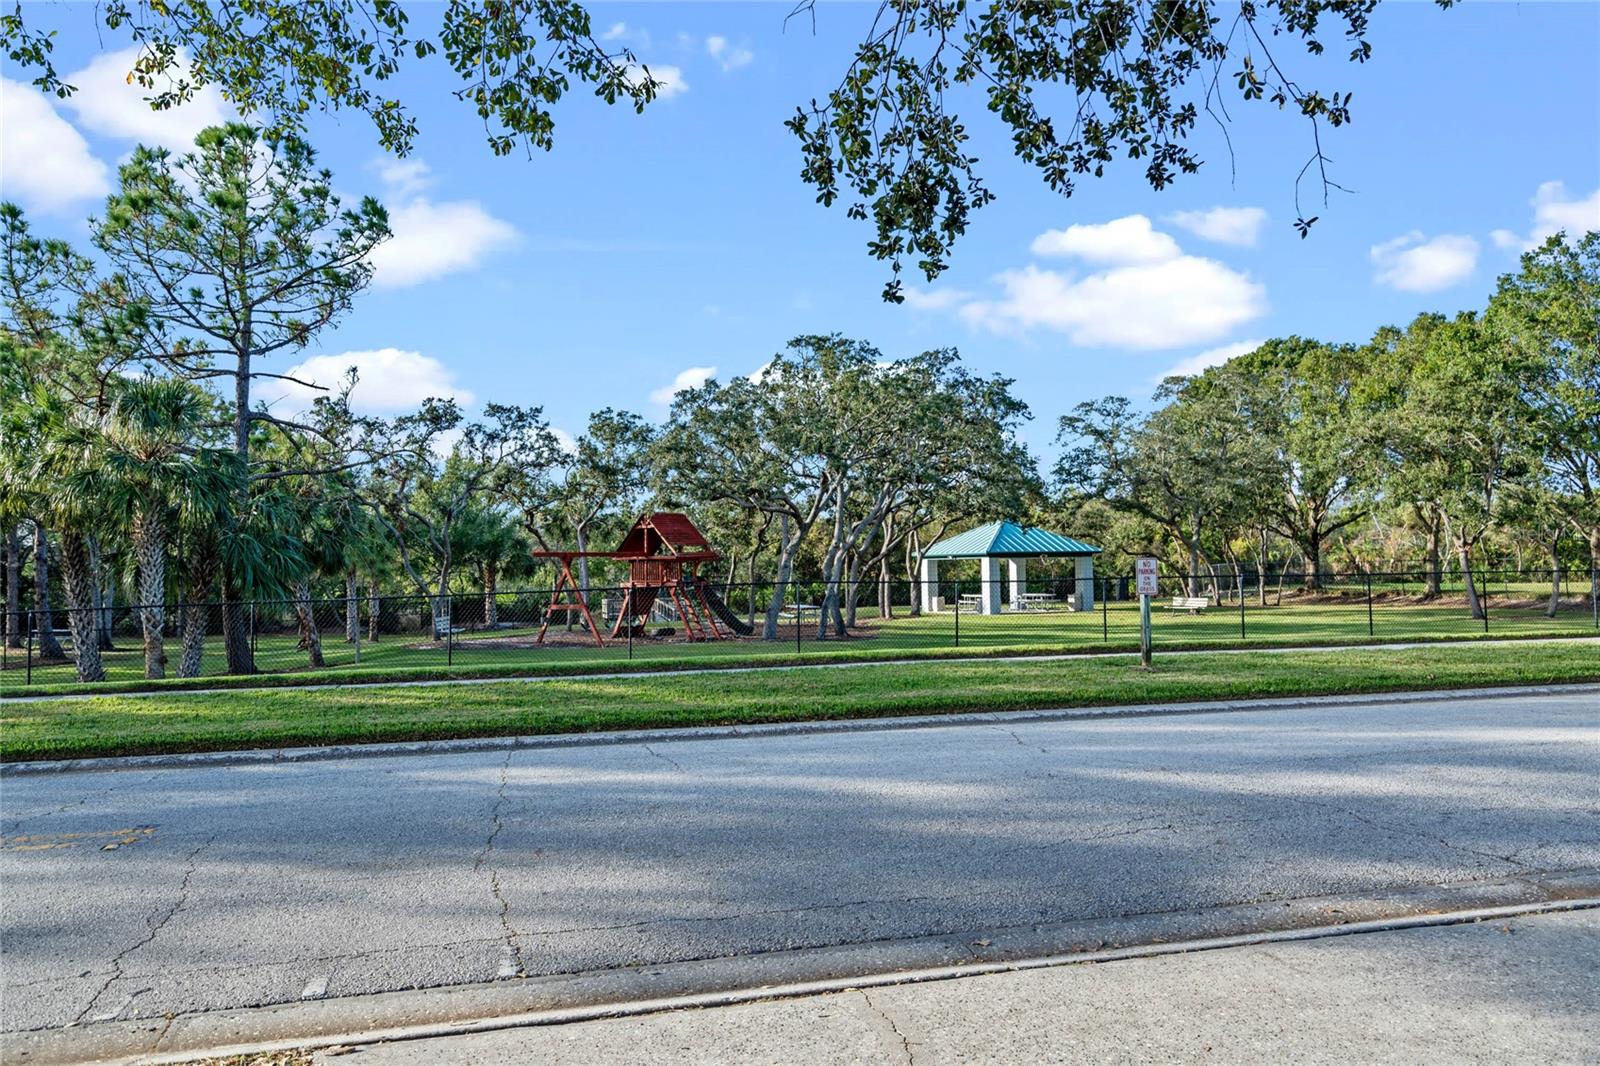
(920, 520, 1100, 615)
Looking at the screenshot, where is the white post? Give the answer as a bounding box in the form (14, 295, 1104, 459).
(1008, 559, 1026, 610)
(1074, 556, 1096, 612)
(921, 556, 942, 613)
(980, 556, 1002, 615)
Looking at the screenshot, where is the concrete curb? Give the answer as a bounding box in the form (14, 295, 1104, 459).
(6, 682, 1599, 777)
(6, 635, 1596, 705)
(10, 869, 1598, 1066)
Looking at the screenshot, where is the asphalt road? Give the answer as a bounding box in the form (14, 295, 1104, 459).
(328, 909, 1600, 1065)
(3, 688, 1597, 1035)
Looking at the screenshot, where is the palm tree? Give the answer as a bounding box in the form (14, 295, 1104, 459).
(96, 377, 220, 678)
(22, 405, 110, 682)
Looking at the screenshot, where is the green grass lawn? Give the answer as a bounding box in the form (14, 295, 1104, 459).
(4, 642, 1596, 762)
(5, 594, 1596, 698)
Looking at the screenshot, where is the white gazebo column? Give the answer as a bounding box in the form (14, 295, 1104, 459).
(980, 556, 1002, 615)
(1008, 559, 1026, 610)
(920, 556, 942, 613)
(1074, 556, 1096, 612)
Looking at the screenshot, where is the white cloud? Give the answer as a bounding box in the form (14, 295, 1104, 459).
(1030, 214, 1181, 265)
(650, 365, 717, 406)
(1167, 206, 1268, 247)
(1370, 231, 1479, 293)
(59, 47, 228, 151)
(960, 258, 1266, 349)
(1156, 339, 1265, 382)
(899, 287, 972, 311)
(602, 22, 629, 40)
(706, 35, 754, 71)
(0, 78, 111, 213)
(551, 427, 579, 456)
(1491, 181, 1600, 252)
(371, 158, 432, 198)
(625, 63, 688, 100)
(907, 215, 1266, 349)
(367, 173, 518, 288)
(266, 348, 475, 415)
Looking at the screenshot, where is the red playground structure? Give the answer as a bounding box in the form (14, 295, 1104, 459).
(530, 512, 753, 647)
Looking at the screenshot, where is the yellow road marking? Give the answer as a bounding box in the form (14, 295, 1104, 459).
(1, 826, 156, 852)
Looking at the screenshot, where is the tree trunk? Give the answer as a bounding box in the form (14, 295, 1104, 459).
(344, 570, 360, 641)
(432, 576, 452, 639)
(1588, 527, 1600, 610)
(1422, 510, 1443, 596)
(1546, 540, 1562, 619)
(1302, 536, 1323, 592)
(367, 582, 381, 642)
(1457, 540, 1483, 620)
(31, 522, 66, 660)
(879, 556, 892, 620)
(56, 529, 106, 682)
(1187, 537, 1202, 596)
(763, 515, 797, 641)
(132, 508, 167, 679)
(844, 550, 865, 629)
(1254, 532, 1269, 607)
(222, 336, 257, 676)
(177, 540, 217, 679)
(747, 552, 758, 628)
(86, 534, 115, 651)
(482, 562, 499, 626)
(101, 570, 117, 646)
(292, 578, 325, 667)
(4, 528, 21, 649)
(906, 532, 923, 618)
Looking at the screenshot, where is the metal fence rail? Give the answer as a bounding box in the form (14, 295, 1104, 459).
(3, 568, 1596, 687)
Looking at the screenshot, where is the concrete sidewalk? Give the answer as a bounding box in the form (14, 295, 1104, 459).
(322, 909, 1600, 1065)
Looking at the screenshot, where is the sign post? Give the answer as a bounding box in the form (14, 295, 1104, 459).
(1135, 556, 1159, 668)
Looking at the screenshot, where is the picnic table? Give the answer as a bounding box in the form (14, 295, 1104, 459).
(1015, 592, 1057, 610)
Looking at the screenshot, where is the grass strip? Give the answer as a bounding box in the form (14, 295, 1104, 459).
(4, 643, 1596, 762)
(5, 629, 1592, 700)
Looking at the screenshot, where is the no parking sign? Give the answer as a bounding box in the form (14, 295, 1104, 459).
(1135, 557, 1160, 597)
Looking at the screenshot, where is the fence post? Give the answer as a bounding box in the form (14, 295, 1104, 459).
(353, 588, 362, 666)
(954, 580, 961, 649)
(794, 576, 802, 656)
(1481, 570, 1489, 633)
(250, 602, 258, 657)
(1366, 570, 1374, 638)
(627, 585, 634, 660)
(25, 609, 33, 685)
(1239, 579, 1246, 641)
(447, 598, 454, 666)
(1593, 566, 1598, 630)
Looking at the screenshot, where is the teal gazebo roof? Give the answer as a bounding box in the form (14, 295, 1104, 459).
(924, 520, 1100, 559)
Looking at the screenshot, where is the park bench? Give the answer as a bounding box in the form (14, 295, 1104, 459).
(1168, 596, 1210, 613)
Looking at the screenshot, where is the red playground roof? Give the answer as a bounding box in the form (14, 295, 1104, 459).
(614, 512, 718, 559)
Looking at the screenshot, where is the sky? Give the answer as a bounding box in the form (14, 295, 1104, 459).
(3, 1, 1598, 462)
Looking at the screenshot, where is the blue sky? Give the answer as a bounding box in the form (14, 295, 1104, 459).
(3, 1, 1598, 458)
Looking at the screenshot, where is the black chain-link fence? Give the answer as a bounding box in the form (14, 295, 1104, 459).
(4, 568, 1596, 688)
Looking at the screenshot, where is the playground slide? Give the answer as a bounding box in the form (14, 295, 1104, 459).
(694, 580, 755, 636)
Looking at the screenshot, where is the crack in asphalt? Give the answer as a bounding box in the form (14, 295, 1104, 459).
(474, 749, 525, 979)
(989, 816, 1187, 858)
(74, 834, 215, 1024)
(860, 989, 916, 1065)
(2, 772, 167, 832)
(1272, 790, 1536, 871)
(994, 725, 1051, 756)
(643, 744, 687, 774)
